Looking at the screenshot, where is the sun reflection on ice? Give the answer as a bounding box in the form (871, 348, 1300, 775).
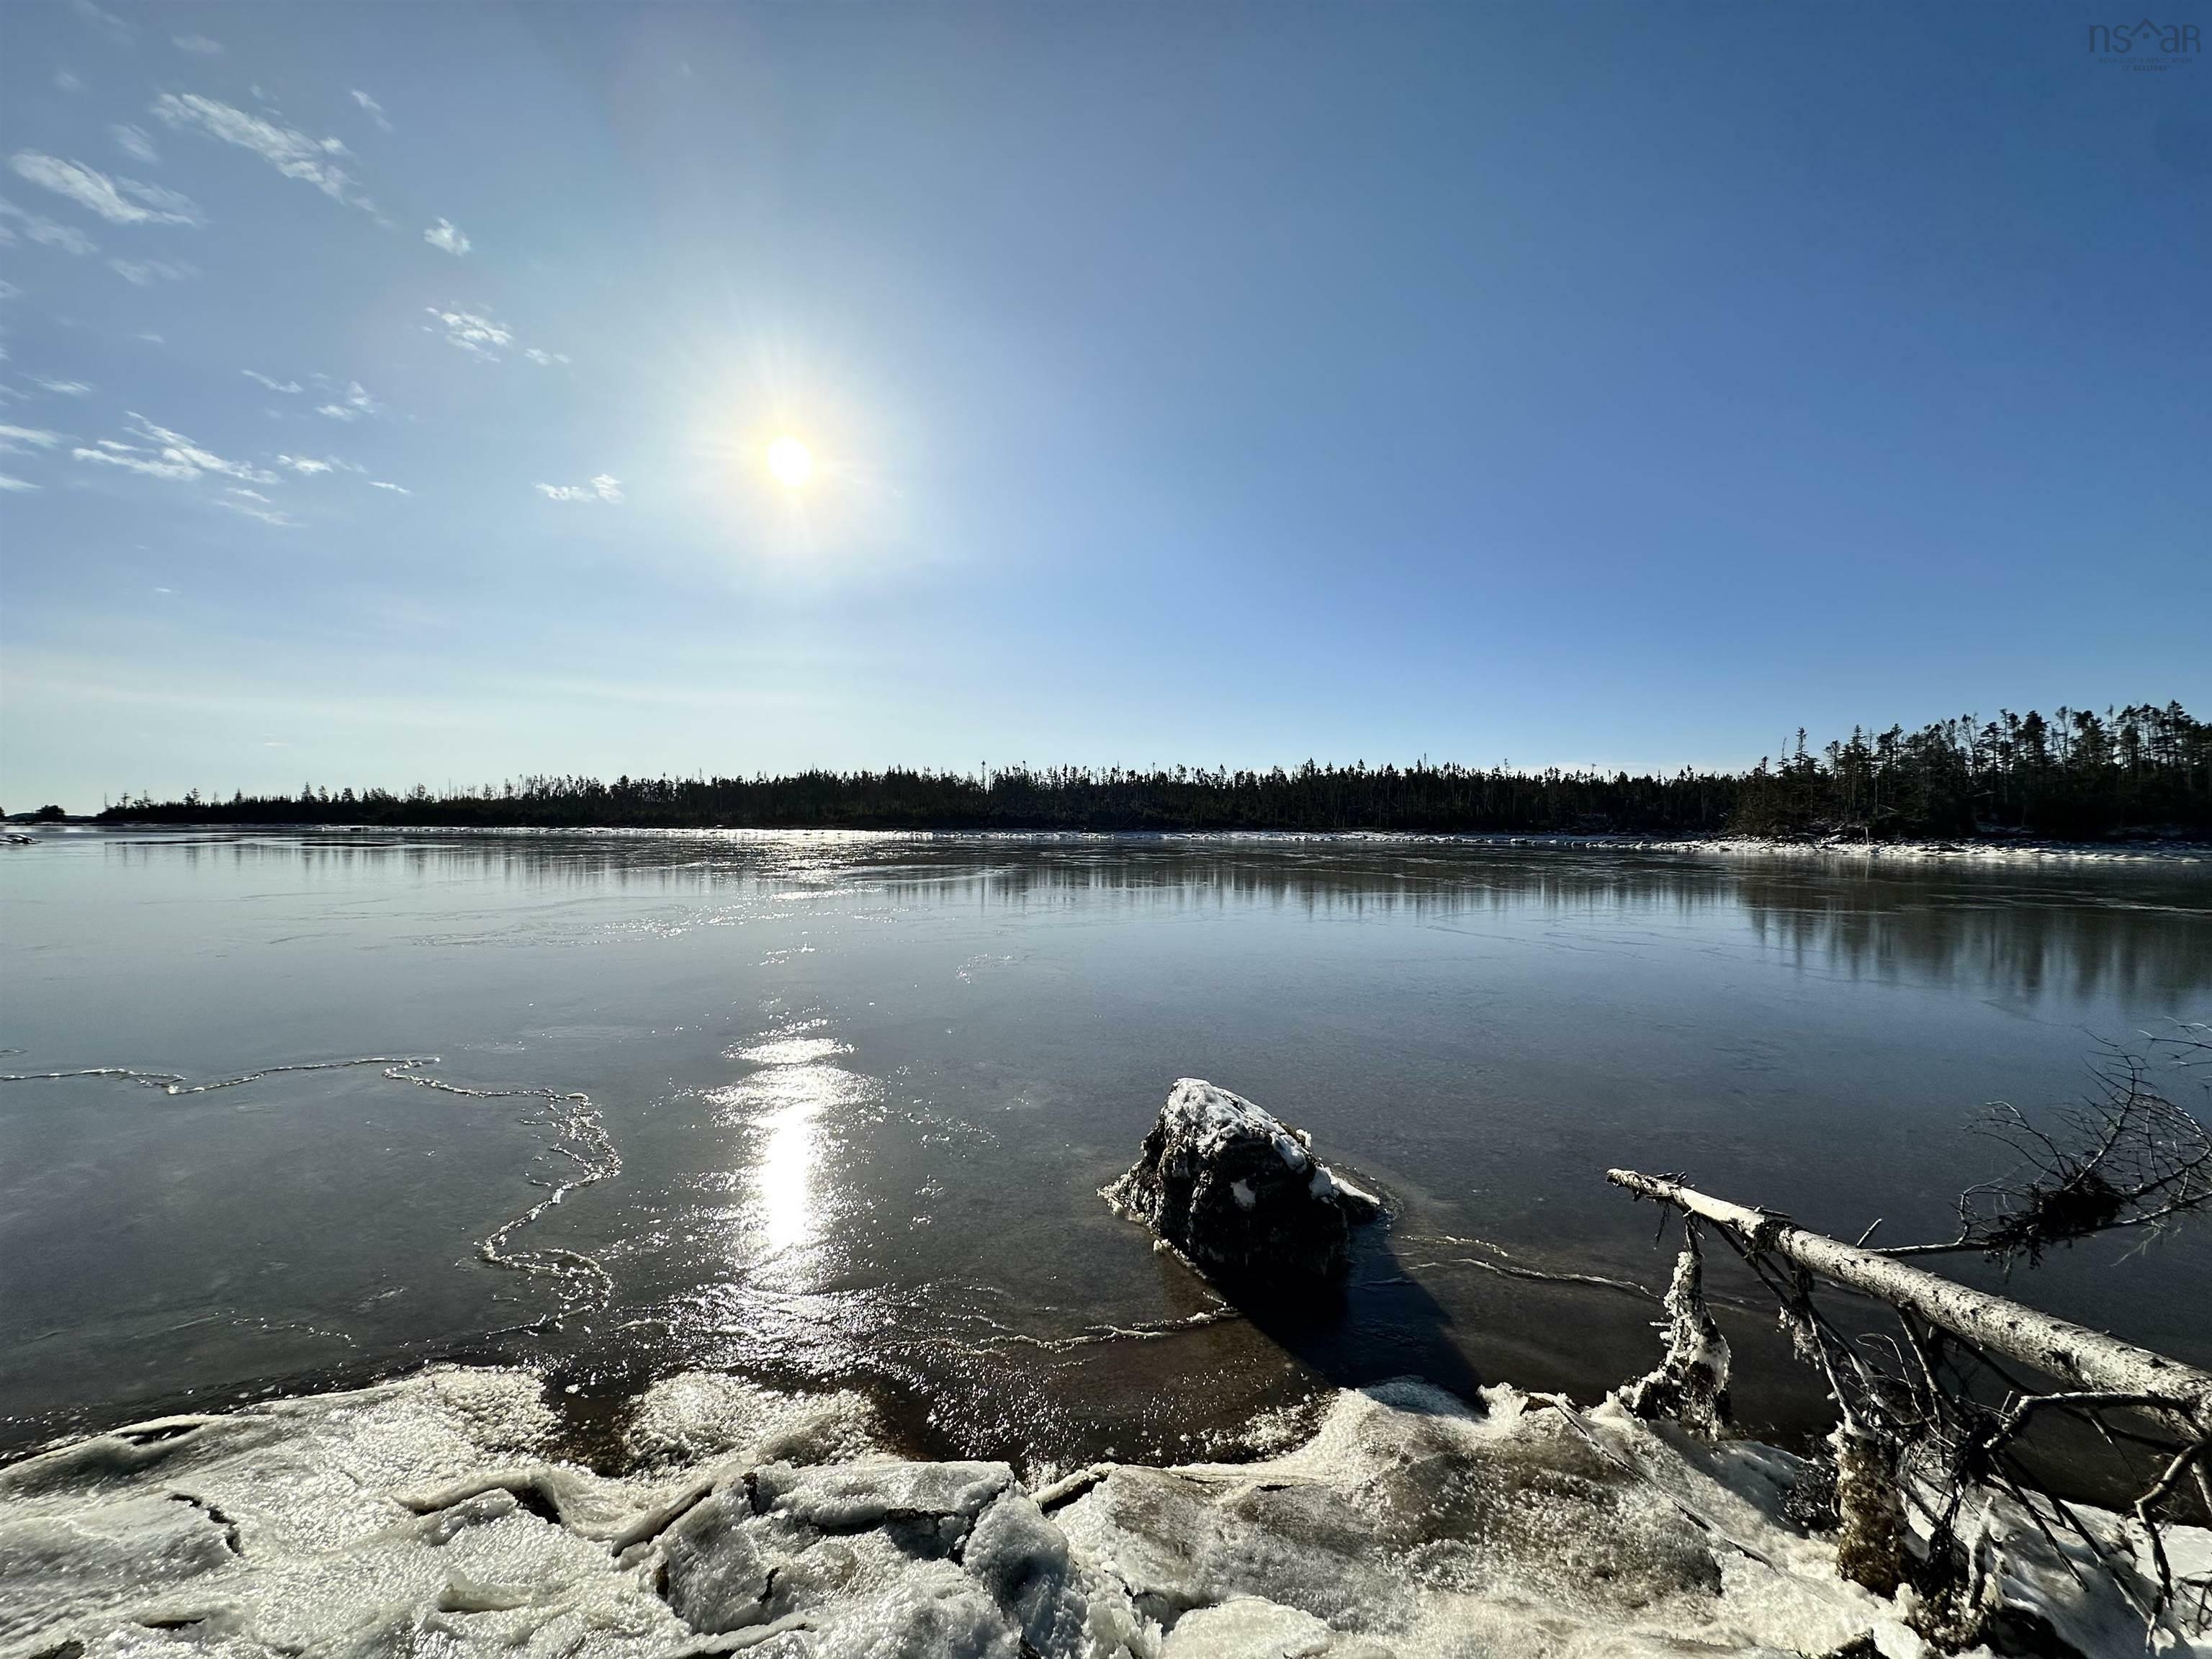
(708, 1036, 876, 1265)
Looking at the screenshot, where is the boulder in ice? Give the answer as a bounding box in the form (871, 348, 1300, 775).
(1102, 1079, 1380, 1284)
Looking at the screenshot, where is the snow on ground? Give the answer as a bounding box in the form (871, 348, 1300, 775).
(1, 1367, 2202, 1658)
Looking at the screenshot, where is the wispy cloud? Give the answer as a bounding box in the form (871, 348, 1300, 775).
(369, 480, 410, 494)
(219, 495, 297, 526)
(55, 70, 86, 94)
(76, 445, 196, 481)
(424, 217, 470, 256)
(74, 413, 278, 486)
(112, 124, 158, 165)
(536, 474, 624, 504)
(71, 0, 131, 45)
(150, 93, 374, 213)
(423, 309, 567, 368)
(0, 423, 66, 456)
(32, 377, 93, 395)
(107, 256, 195, 286)
(0, 195, 99, 256)
(242, 369, 302, 394)
(277, 453, 367, 476)
(0, 474, 37, 491)
(9, 152, 203, 226)
(350, 90, 393, 133)
(313, 379, 380, 421)
(172, 33, 225, 56)
(426, 306, 512, 359)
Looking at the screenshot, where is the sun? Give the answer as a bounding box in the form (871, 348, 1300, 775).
(765, 435, 816, 488)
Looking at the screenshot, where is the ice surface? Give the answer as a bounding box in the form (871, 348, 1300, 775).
(3, 1364, 2203, 1659)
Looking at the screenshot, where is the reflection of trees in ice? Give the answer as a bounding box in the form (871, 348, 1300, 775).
(101, 832, 2209, 1003)
(1734, 868, 2212, 1002)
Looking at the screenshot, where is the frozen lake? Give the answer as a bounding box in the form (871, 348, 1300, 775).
(3, 828, 2206, 1465)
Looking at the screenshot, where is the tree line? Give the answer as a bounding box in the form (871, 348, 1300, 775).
(97, 702, 2209, 840)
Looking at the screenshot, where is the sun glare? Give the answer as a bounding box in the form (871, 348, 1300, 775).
(766, 435, 816, 487)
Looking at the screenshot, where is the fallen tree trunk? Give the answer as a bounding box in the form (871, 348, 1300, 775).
(1605, 1169, 2212, 1437)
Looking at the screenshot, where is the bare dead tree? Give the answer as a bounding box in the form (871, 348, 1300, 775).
(1608, 1024, 2212, 1653)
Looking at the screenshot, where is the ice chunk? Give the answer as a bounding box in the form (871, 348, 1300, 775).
(758, 1457, 1013, 1537)
(626, 1370, 881, 1469)
(1163, 1596, 1389, 1657)
(965, 1488, 1094, 1655)
(660, 1491, 774, 1633)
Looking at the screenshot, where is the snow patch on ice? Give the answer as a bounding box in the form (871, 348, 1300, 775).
(625, 1370, 881, 1469)
(3, 1365, 2203, 1658)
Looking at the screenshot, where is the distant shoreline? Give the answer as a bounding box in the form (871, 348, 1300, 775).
(23, 819, 2211, 863)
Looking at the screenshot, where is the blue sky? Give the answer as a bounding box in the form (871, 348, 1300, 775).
(1, 1, 2206, 809)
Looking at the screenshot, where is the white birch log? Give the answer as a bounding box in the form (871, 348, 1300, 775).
(1606, 1168, 2212, 1436)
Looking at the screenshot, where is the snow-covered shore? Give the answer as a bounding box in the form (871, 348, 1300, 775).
(1233, 830, 2210, 865)
(4, 1364, 2201, 1658)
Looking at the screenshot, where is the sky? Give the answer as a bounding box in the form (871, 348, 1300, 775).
(1, 1, 2206, 809)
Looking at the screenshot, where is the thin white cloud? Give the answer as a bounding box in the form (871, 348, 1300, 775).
(150, 93, 374, 212)
(0, 474, 37, 491)
(0, 423, 65, 455)
(172, 34, 225, 55)
(76, 445, 196, 480)
(0, 196, 99, 256)
(426, 306, 513, 359)
(218, 495, 297, 526)
(32, 377, 93, 395)
(311, 379, 380, 421)
(9, 152, 203, 227)
(112, 124, 159, 165)
(350, 90, 393, 133)
(523, 347, 571, 367)
(424, 217, 469, 256)
(275, 453, 366, 477)
(536, 474, 623, 504)
(242, 369, 302, 394)
(107, 256, 195, 286)
(369, 480, 410, 493)
(226, 486, 270, 502)
(74, 413, 278, 486)
(71, 0, 131, 44)
(55, 70, 86, 94)
(0, 277, 19, 300)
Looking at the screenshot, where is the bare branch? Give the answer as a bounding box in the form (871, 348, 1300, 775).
(1873, 1048, 2212, 1267)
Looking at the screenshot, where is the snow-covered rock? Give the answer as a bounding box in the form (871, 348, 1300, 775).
(1102, 1079, 1381, 1285)
(2, 1365, 2204, 1658)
